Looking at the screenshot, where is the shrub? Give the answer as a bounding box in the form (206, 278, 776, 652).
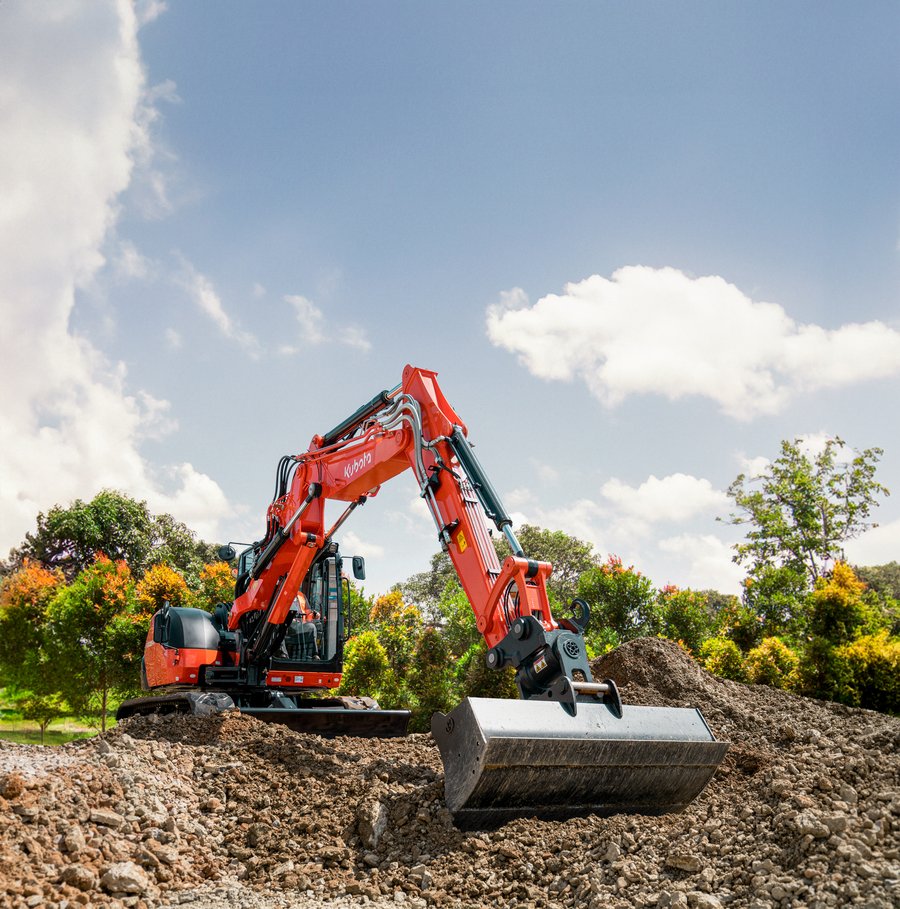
(577, 556, 656, 646)
(744, 637, 799, 690)
(456, 641, 518, 700)
(653, 586, 715, 654)
(135, 563, 189, 615)
(338, 631, 403, 708)
(700, 637, 747, 682)
(408, 627, 455, 731)
(837, 630, 900, 714)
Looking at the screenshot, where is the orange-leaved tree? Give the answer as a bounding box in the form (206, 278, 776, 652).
(45, 555, 149, 731)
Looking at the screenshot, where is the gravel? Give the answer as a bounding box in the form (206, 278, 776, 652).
(0, 637, 896, 908)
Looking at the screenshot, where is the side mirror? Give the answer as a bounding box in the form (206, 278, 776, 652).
(218, 544, 237, 562)
(352, 556, 366, 581)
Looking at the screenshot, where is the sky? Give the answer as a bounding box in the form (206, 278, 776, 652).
(1, 1, 899, 599)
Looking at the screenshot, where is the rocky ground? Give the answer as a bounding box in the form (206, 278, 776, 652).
(0, 638, 897, 909)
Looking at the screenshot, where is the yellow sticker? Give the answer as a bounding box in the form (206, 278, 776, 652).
(456, 529, 467, 552)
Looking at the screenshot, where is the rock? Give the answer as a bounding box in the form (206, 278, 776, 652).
(0, 772, 26, 799)
(688, 894, 723, 909)
(358, 799, 389, 849)
(100, 861, 152, 895)
(90, 808, 125, 828)
(409, 863, 433, 889)
(666, 853, 702, 873)
(62, 826, 87, 855)
(794, 812, 830, 838)
(60, 864, 98, 892)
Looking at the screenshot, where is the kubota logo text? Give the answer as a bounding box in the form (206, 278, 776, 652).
(344, 452, 372, 480)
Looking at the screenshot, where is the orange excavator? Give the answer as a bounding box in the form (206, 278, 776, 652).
(118, 365, 728, 825)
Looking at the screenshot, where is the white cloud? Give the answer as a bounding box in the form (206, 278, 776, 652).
(284, 294, 371, 352)
(165, 327, 183, 350)
(486, 266, 900, 419)
(600, 473, 728, 526)
(135, 0, 168, 26)
(843, 519, 900, 568)
(179, 259, 260, 355)
(339, 530, 386, 561)
(658, 534, 744, 593)
(0, 2, 231, 554)
(286, 294, 326, 344)
(114, 239, 153, 280)
(530, 459, 560, 484)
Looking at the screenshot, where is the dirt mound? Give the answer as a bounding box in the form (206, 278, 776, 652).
(0, 639, 897, 908)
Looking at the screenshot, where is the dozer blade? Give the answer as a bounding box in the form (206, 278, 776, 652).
(240, 706, 410, 738)
(117, 692, 410, 738)
(432, 697, 729, 827)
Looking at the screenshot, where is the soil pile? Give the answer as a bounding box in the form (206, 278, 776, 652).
(0, 637, 897, 909)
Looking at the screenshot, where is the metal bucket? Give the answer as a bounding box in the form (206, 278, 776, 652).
(432, 697, 729, 827)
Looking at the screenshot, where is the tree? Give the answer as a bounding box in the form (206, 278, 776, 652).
(135, 564, 190, 613)
(724, 437, 888, 587)
(338, 631, 403, 708)
(408, 627, 455, 731)
(191, 562, 235, 612)
(14, 691, 67, 745)
(576, 555, 656, 650)
(435, 580, 480, 658)
(368, 591, 422, 680)
(398, 550, 459, 621)
(0, 561, 62, 688)
(651, 586, 715, 654)
(3, 490, 219, 582)
(45, 555, 148, 731)
(494, 524, 598, 607)
(798, 562, 886, 703)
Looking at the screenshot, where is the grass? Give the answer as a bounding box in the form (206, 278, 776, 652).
(0, 714, 98, 746)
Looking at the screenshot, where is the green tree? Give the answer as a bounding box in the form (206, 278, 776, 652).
(398, 550, 459, 620)
(724, 437, 888, 587)
(338, 631, 403, 708)
(455, 641, 518, 699)
(837, 630, 900, 714)
(744, 637, 800, 690)
(343, 581, 374, 639)
(714, 598, 765, 652)
(3, 490, 219, 582)
(854, 561, 900, 601)
(408, 627, 455, 731)
(798, 562, 885, 703)
(13, 691, 67, 745)
(576, 556, 656, 649)
(651, 586, 715, 654)
(45, 555, 148, 731)
(740, 564, 809, 638)
(435, 580, 480, 658)
(495, 524, 598, 607)
(699, 637, 747, 682)
(369, 591, 422, 680)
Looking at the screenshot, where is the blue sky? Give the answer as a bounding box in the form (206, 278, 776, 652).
(2, 1, 899, 598)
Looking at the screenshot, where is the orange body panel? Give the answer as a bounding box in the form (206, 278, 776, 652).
(143, 639, 228, 688)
